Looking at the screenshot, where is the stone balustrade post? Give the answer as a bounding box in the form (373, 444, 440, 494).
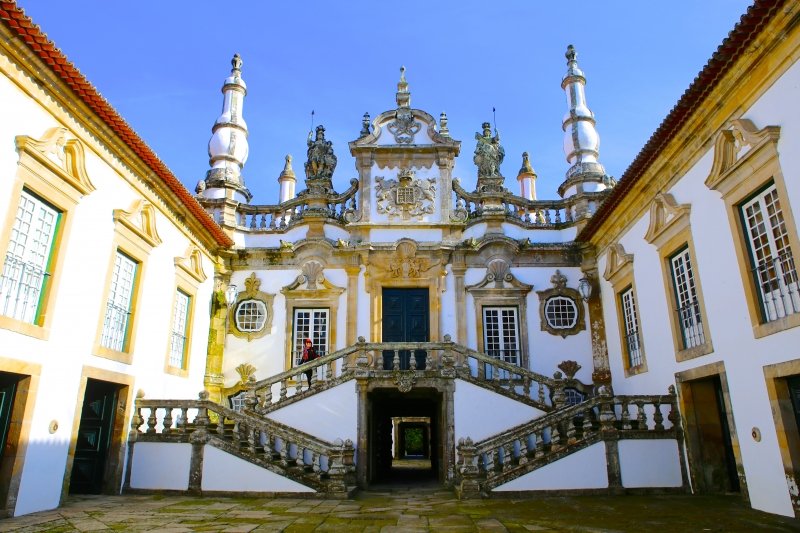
(354, 337, 370, 379)
(440, 334, 456, 378)
(455, 437, 482, 499)
(327, 438, 353, 493)
(598, 387, 616, 434)
(552, 371, 566, 409)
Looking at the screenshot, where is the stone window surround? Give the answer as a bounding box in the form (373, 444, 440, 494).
(0, 128, 94, 340)
(281, 263, 344, 373)
(466, 259, 532, 369)
(228, 272, 274, 342)
(643, 192, 714, 361)
(165, 247, 208, 377)
(93, 200, 161, 364)
(603, 243, 648, 377)
(705, 118, 800, 338)
(536, 270, 586, 338)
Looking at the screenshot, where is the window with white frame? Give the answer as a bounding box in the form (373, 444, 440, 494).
(620, 287, 643, 368)
(740, 183, 799, 322)
(0, 190, 60, 324)
(483, 307, 520, 366)
(670, 247, 705, 349)
(169, 289, 190, 368)
(544, 296, 578, 330)
(235, 299, 267, 332)
(292, 308, 328, 367)
(100, 251, 138, 352)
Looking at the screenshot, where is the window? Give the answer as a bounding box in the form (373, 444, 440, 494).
(168, 290, 190, 368)
(235, 299, 267, 332)
(705, 119, 800, 337)
(740, 183, 799, 323)
(544, 296, 578, 330)
(482, 307, 520, 366)
(292, 308, 328, 366)
(604, 243, 648, 376)
(644, 192, 713, 361)
(620, 287, 643, 369)
(100, 251, 138, 352)
(670, 247, 705, 349)
(0, 190, 60, 324)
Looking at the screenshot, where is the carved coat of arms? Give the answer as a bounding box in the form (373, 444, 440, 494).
(375, 168, 436, 220)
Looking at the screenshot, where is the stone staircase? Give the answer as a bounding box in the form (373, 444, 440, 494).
(454, 387, 681, 497)
(128, 340, 680, 496)
(130, 393, 356, 494)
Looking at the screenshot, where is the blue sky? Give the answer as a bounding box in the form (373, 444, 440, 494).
(21, 1, 752, 203)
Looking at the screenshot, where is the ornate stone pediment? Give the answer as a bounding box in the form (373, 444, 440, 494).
(281, 260, 344, 295)
(375, 168, 436, 220)
(705, 118, 780, 193)
(466, 258, 532, 294)
(15, 127, 96, 197)
(643, 192, 691, 248)
(174, 246, 207, 283)
(602, 243, 633, 284)
(113, 199, 162, 248)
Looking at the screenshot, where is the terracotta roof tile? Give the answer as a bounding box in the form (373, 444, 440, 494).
(0, 1, 233, 249)
(577, 0, 788, 243)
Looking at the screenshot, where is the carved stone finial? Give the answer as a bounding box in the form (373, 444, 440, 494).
(235, 363, 257, 385)
(231, 53, 243, 73)
(361, 112, 371, 137)
(280, 154, 295, 178)
(557, 360, 582, 380)
(551, 269, 568, 289)
(198, 390, 210, 401)
(396, 65, 411, 108)
(519, 152, 534, 175)
(565, 45, 577, 64)
(439, 112, 450, 137)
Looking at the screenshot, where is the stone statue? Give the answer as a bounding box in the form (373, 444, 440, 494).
(305, 125, 337, 180)
(473, 122, 504, 178)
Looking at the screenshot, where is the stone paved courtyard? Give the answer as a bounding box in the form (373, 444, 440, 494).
(0, 489, 797, 532)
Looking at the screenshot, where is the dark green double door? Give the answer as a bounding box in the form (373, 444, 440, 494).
(382, 288, 429, 370)
(70, 379, 118, 494)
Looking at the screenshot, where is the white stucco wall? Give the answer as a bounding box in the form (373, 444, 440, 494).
(0, 53, 217, 516)
(201, 445, 314, 492)
(597, 57, 800, 517)
(618, 439, 683, 488)
(454, 380, 544, 443)
(267, 382, 357, 443)
(129, 443, 191, 490)
(493, 442, 608, 491)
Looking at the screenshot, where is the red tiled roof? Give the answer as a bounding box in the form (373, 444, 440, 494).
(577, 0, 788, 243)
(0, 1, 234, 249)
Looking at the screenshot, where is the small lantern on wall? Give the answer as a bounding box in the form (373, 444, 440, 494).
(578, 276, 592, 302)
(225, 284, 238, 307)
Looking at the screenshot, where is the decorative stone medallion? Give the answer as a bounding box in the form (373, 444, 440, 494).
(375, 168, 436, 220)
(387, 108, 420, 144)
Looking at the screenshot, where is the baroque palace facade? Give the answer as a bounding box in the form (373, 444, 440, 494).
(0, 0, 798, 520)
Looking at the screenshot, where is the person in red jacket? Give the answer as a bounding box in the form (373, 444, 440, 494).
(301, 338, 319, 388)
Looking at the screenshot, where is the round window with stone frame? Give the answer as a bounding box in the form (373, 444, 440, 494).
(235, 299, 267, 332)
(544, 295, 578, 330)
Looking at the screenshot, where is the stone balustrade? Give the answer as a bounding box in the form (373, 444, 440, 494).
(455, 388, 680, 495)
(202, 179, 359, 233)
(246, 338, 587, 414)
(451, 179, 607, 228)
(131, 392, 355, 493)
